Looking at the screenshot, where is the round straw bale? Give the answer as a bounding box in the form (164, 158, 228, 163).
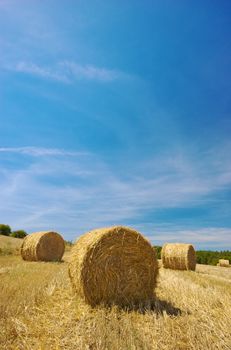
(69, 226, 158, 307)
(21, 231, 65, 261)
(161, 243, 196, 271)
(218, 259, 230, 267)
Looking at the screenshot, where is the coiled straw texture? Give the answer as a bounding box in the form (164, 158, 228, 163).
(21, 231, 65, 262)
(161, 243, 196, 271)
(69, 226, 158, 307)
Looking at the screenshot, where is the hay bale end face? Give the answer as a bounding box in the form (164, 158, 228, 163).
(218, 259, 230, 267)
(69, 226, 158, 307)
(21, 231, 65, 262)
(161, 243, 196, 271)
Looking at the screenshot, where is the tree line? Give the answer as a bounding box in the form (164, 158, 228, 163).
(0, 224, 27, 238)
(196, 250, 231, 265)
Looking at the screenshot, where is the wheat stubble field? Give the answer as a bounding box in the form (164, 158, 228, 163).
(1, 252, 231, 350)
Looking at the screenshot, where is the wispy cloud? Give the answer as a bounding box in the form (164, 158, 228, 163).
(0, 147, 88, 157)
(60, 61, 122, 82)
(4, 61, 125, 83)
(9, 62, 70, 83)
(146, 226, 231, 249)
(0, 145, 231, 249)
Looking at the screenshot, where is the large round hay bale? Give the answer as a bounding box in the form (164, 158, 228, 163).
(218, 259, 230, 267)
(21, 231, 65, 261)
(161, 243, 196, 271)
(69, 226, 158, 307)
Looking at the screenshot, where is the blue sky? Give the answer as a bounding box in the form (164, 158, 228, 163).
(0, 0, 231, 249)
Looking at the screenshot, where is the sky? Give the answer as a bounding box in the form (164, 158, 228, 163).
(0, 0, 231, 250)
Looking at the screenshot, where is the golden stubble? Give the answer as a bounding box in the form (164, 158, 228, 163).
(1, 254, 231, 350)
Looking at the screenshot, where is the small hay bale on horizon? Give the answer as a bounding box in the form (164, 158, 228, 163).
(161, 243, 196, 271)
(218, 259, 230, 267)
(21, 231, 65, 262)
(69, 226, 158, 307)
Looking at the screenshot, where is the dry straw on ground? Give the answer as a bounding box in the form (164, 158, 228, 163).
(218, 259, 230, 267)
(161, 243, 196, 271)
(69, 226, 158, 307)
(21, 231, 65, 262)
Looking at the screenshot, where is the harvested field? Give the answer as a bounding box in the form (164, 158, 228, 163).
(1, 254, 231, 350)
(0, 235, 22, 255)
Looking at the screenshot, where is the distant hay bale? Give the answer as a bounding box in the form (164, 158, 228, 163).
(69, 226, 158, 307)
(218, 259, 230, 267)
(21, 231, 65, 262)
(161, 243, 196, 271)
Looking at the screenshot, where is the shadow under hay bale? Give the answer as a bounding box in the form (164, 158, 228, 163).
(151, 298, 183, 316)
(69, 226, 159, 307)
(110, 297, 183, 316)
(21, 231, 65, 262)
(90, 298, 184, 318)
(161, 243, 196, 271)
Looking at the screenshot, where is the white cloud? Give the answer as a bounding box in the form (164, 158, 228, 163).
(60, 61, 122, 82)
(0, 145, 231, 249)
(0, 147, 87, 157)
(3, 61, 125, 83)
(12, 62, 70, 83)
(147, 227, 231, 249)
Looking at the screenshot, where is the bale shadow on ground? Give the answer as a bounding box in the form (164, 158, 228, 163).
(104, 298, 185, 317)
(123, 298, 185, 317)
(148, 298, 183, 316)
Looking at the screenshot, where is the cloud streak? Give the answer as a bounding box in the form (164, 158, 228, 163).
(0, 145, 231, 249)
(4, 61, 125, 83)
(0, 147, 88, 157)
(60, 61, 122, 82)
(148, 227, 231, 248)
(14, 62, 70, 83)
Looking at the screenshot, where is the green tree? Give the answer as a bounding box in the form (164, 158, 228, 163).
(10, 230, 27, 239)
(196, 250, 231, 265)
(154, 246, 162, 259)
(0, 224, 11, 236)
